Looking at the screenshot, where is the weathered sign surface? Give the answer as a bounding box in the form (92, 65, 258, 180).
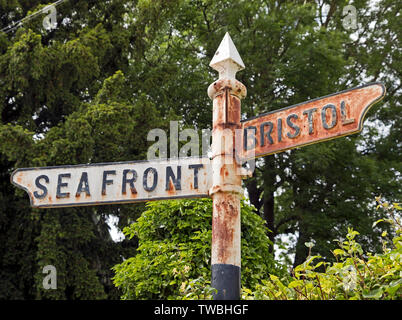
(11, 157, 211, 208)
(239, 83, 386, 161)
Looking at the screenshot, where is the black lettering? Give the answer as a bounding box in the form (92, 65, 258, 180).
(189, 164, 203, 189)
(122, 169, 137, 195)
(341, 100, 355, 125)
(322, 104, 337, 129)
(166, 166, 182, 191)
(76, 172, 90, 197)
(244, 126, 257, 150)
(56, 173, 71, 198)
(102, 170, 116, 195)
(286, 114, 300, 139)
(143, 167, 158, 192)
(34, 175, 49, 199)
(260, 122, 274, 146)
(302, 108, 317, 134)
(278, 118, 283, 142)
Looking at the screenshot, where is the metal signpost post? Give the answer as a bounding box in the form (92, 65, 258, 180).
(208, 33, 247, 300)
(11, 33, 385, 301)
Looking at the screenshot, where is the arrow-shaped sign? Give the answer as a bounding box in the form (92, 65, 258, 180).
(11, 157, 211, 208)
(239, 83, 385, 161)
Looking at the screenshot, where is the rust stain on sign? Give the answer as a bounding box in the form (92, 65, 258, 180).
(239, 83, 386, 161)
(11, 157, 211, 208)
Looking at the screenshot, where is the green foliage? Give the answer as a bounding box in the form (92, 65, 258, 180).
(112, 198, 283, 299)
(242, 201, 402, 300)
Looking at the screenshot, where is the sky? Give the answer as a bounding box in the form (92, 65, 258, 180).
(107, 215, 125, 242)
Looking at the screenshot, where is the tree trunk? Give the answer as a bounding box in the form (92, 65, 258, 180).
(244, 174, 262, 213)
(293, 219, 310, 268)
(262, 157, 276, 251)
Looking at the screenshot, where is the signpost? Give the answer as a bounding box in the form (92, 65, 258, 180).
(208, 33, 247, 300)
(10, 32, 385, 300)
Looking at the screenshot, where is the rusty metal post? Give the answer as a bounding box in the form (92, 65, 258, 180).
(208, 33, 247, 300)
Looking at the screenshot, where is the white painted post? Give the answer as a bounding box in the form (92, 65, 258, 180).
(208, 33, 247, 300)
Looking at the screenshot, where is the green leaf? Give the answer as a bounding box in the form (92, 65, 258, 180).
(362, 288, 383, 299)
(269, 274, 279, 282)
(386, 279, 402, 296)
(333, 249, 345, 256)
(372, 219, 384, 228)
(392, 203, 402, 210)
(386, 285, 400, 297)
(288, 280, 302, 288)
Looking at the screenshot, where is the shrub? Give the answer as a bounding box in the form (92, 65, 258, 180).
(242, 199, 401, 300)
(112, 198, 284, 299)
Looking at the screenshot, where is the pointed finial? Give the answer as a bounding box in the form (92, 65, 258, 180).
(209, 32, 245, 79)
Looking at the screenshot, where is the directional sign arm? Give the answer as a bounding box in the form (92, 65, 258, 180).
(239, 82, 386, 161)
(11, 157, 212, 208)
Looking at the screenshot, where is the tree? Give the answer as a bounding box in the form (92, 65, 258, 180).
(0, 0, 166, 299)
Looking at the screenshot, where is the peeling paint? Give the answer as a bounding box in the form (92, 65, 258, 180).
(209, 73, 245, 269)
